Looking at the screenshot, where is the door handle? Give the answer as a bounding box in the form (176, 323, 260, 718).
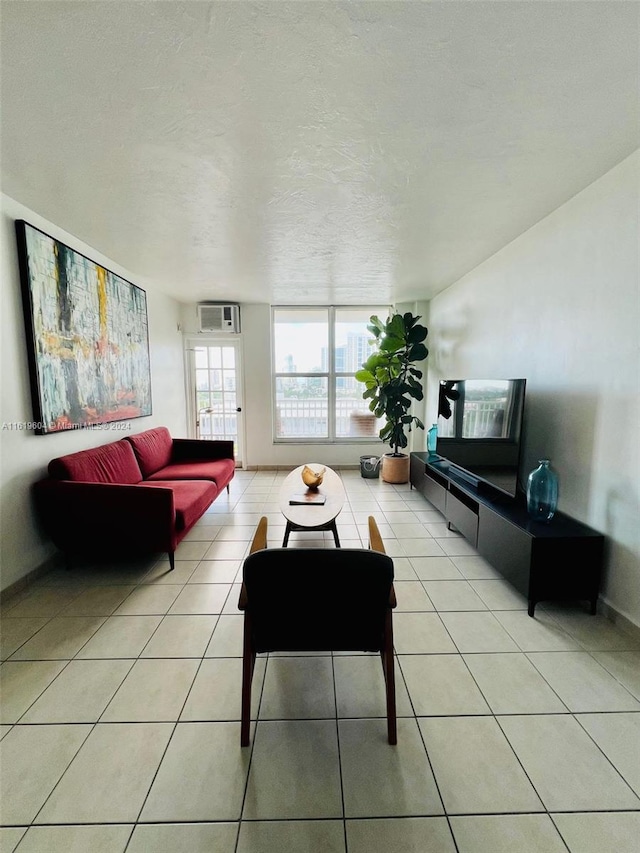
(236, 407, 242, 412)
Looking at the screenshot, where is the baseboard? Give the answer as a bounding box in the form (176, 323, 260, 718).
(598, 598, 640, 642)
(0, 552, 61, 604)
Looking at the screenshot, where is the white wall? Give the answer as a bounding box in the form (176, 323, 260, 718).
(0, 195, 186, 591)
(426, 152, 639, 627)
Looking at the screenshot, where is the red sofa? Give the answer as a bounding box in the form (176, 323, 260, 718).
(34, 427, 235, 570)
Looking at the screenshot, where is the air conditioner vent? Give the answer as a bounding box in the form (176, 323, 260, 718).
(197, 303, 240, 333)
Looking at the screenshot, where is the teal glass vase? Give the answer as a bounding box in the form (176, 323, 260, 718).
(427, 423, 438, 454)
(526, 459, 558, 522)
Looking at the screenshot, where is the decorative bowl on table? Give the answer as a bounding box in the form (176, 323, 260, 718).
(301, 465, 325, 490)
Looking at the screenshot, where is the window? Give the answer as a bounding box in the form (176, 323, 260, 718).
(273, 306, 390, 441)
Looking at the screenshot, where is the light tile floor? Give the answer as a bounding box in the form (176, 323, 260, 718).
(1, 469, 639, 852)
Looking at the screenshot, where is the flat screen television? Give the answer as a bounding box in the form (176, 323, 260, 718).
(435, 378, 527, 498)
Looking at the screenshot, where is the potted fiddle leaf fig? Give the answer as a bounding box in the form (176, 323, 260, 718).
(355, 312, 429, 483)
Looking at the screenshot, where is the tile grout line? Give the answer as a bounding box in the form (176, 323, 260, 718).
(1, 470, 639, 845)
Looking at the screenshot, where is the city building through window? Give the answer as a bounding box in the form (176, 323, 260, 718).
(272, 306, 390, 441)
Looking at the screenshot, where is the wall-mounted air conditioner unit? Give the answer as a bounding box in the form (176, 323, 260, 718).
(197, 303, 240, 333)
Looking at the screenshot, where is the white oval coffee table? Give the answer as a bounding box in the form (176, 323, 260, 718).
(278, 464, 345, 547)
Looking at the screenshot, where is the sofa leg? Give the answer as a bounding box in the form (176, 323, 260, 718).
(226, 484, 230, 493)
(168, 552, 175, 571)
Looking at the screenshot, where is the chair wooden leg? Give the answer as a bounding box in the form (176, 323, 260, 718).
(241, 614, 255, 746)
(168, 551, 175, 571)
(381, 611, 397, 745)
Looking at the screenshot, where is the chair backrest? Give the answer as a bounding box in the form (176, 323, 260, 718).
(242, 547, 394, 653)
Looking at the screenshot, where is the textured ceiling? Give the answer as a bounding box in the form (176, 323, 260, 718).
(1, 1, 638, 305)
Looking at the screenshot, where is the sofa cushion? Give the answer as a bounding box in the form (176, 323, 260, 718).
(127, 427, 174, 478)
(48, 440, 143, 484)
(144, 479, 217, 531)
(146, 458, 235, 490)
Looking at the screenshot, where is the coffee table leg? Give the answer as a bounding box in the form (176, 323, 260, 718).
(283, 521, 292, 547)
(331, 521, 340, 548)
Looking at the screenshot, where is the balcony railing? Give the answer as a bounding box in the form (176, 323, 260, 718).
(275, 397, 378, 438)
(438, 400, 508, 439)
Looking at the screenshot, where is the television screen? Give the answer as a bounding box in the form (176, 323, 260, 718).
(436, 379, 526, 498)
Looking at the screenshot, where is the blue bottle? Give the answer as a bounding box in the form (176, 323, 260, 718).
(526, 459, 559, 522)
(427, 423, 438, 454)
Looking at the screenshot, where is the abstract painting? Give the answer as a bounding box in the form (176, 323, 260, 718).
(15, 220, 152, 434)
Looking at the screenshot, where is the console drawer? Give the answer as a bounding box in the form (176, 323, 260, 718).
(445, 489, 479, 546)
(477, 505, 531, 598)
(423, 472, 447, 514)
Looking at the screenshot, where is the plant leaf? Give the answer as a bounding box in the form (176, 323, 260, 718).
(408, 325, 428, 344)
(354, 369, 374, 383)
(409, 342, 428, 361)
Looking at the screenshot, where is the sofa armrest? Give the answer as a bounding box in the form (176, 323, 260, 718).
(171, 439, 234, 463)
(34, 479, 178, 555)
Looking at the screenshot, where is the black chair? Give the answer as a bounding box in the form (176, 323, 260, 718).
(238, 516, 397, 746)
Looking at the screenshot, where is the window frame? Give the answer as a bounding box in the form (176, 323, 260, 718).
(271, 305, 390, 444)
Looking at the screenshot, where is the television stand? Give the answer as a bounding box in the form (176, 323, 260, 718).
(410, 452, 604, 616)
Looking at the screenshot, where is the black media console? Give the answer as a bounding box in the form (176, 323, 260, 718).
(410, 452, 604, 617)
